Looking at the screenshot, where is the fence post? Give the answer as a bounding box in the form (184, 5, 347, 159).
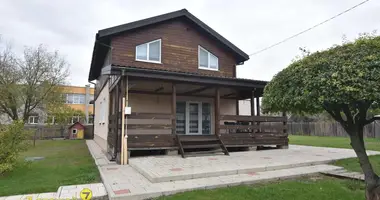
(33, 130, 37, 147)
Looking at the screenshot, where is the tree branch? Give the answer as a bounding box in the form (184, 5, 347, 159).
(342, 104, 353, 125)
(322, 102, 345, 124)
(366, 117, 379, 125)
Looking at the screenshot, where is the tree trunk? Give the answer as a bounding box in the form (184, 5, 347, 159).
(348, 127, 380, 200)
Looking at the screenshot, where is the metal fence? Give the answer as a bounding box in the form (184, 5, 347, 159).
(288, 121, 380, 138)
(25, 124, 94, 139)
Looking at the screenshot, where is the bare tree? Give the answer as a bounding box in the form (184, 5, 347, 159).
(0, 38, 69, 122)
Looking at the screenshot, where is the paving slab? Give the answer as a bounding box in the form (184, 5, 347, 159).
(57, 181, 107, 199)
(87, 139, 116, 167)
(101, 164, 342, 200)
(129, 145, 380, 182)
(86, 140, 380, 200)
(322, 169, 365, 181)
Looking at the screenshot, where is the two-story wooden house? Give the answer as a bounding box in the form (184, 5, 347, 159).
(88, 9, 288, 163)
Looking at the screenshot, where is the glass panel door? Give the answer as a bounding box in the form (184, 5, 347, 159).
(176, 102, 186, 134)
(202, 103, 211, 135)
(188, 103, 200, 134)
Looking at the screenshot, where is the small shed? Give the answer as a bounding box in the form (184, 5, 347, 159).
(68, 122, 85, 139)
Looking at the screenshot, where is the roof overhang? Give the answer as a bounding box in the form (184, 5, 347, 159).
(102, 65, 267, 95)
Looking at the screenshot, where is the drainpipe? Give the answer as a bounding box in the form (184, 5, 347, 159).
(85, 84, 90, 124)
(89, 81, 96, 139)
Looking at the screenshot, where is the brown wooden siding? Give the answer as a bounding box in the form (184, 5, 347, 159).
(111, 19, 238, 78)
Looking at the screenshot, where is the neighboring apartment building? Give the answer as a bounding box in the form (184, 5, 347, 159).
(61, 85, 95, 124)
(26, 85, 95, 125)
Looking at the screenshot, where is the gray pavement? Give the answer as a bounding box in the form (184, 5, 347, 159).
(86, 140, 379, 200)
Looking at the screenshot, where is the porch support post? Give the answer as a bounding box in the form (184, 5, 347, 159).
(115, 81, 120, 164)
(215, 87, 220, 135)
(236, 99, 239, 116)
(256, 97, 260, 116)
(121, 76, 129, 164)
(250, 90, 255, 116)
(172, 83, 176, 134)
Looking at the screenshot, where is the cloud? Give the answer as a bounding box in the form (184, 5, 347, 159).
(1, 0, 379, 86)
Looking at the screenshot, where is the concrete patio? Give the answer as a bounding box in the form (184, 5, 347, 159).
(87, 140, 380, 200)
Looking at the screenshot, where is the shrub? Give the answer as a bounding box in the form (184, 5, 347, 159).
(0, 121, 30, 174)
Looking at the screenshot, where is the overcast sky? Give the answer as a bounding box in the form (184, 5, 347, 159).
(0, 0, 379, 86)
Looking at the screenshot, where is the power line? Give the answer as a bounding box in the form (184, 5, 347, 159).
(248, 0, 371, 56)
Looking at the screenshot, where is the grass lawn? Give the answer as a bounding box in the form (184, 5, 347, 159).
(158, 177, 365, 200)
(289, 135, 380, 174)
(289, 135, 380, 151)
(0, 140, 100, 196)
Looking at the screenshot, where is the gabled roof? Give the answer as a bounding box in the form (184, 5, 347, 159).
(68, 122, 85, 129)
(88, 9, 250, 81)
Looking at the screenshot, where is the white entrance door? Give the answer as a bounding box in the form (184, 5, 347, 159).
(176, 101, 211, 135)
(187, 102, 202, 135)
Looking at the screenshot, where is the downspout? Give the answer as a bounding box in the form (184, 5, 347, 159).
(89, 81, 96, 139)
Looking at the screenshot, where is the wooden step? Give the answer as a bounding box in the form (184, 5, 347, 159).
(184, 149, 225, 157)
(176, 134, 229, 158)
(182, 144, 222, 149)
(178, 135, 220, 142)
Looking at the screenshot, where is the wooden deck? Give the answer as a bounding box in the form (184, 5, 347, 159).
(126, 113, 288, 157)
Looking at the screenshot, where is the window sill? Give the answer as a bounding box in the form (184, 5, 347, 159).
(198, 66, 219, 71)
(135, 59, 162, 64)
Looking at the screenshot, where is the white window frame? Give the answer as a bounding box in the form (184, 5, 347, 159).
(198, 46, 219, 71)
(66, 94, 85, 104)
(135, 39, 162, 64)
(28, 116, 39, 124)
(71, 116, 80, 124)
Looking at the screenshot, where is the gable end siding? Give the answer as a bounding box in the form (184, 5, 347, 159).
(111, 19, 238, 78)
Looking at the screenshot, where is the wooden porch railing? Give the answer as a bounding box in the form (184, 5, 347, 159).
(218, 115, 288, 148)
(125, 112, 177, 149)
(219, 115, 287, 133)
(126, 112, 173, 130)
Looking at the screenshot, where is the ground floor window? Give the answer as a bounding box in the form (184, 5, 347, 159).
(28, 115, 39, 124)
(176, 101, 211, 135)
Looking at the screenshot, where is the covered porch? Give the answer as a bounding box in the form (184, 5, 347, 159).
(104, 66, 288, 162)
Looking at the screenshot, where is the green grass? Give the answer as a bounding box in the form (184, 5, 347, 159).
(0, 140, 100, 196)
(289, 135, 380, 174)
(289, 135, 380, 151)
(158, 177, 365, 200)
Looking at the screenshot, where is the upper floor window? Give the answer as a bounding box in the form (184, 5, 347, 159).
(136, 39, 161, 63)
(66, 94, 85, 104)
(198, 46, 218, 71)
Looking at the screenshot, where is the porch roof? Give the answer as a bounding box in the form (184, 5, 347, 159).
(102, 65, 268, 98)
